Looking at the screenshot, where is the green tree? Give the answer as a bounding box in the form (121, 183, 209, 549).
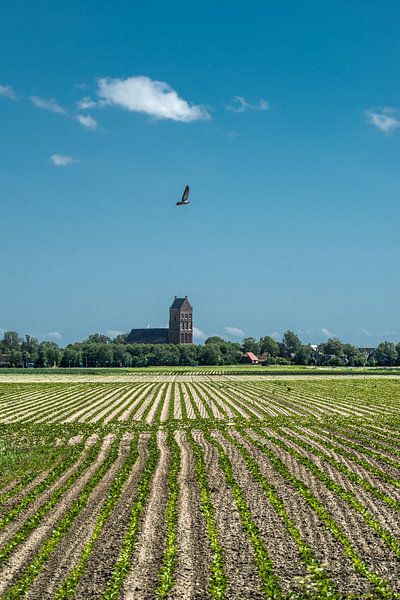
(121, 352, 133, 367)
(220, 341, 242, 365)
(61, 346, 82, 367)
(178, 344, 199, 366)
(282, 331, 302, 357)
(397, 342, 400, 366)
(205, 336, 225, 345)
(198, 344, 221, 365)
(293, 345, 312, 365)
(86, 333, 111, 344)
(242, 337, 260, 354)
(322, 338, 343, 356)
(351, 352, 366, 367)
(1, 331, 22, 350)
(259, 336, 279, 357)
(374, 341, 397, 366)
(21, 335, 39, 366)
(113, 333, 128, 344)
(112, 344, 128, 367)
(38, 342, 62, 367)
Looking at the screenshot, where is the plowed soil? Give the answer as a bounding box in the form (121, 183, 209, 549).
(0, 374, 399, 598)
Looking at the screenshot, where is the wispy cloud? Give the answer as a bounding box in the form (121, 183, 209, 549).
(50, 154, 74, 167)
(0, 84, 17, 100)
(359, 328, 372, 336)
(193, 326, 206, 339)
(365, 107, 400, 133)
(30, 95, 66, 114)
(269, 331, 282, 340)
(77, 96, 97, 109)
(48, 331, 63, 340)
(97, 76, 210, 122)
(105, 329, 124, 338)
(224, 326, 244, 337)
(226, 96, 269, 113)
(320, 327, 334, 338)
(75, 114, 98, 129)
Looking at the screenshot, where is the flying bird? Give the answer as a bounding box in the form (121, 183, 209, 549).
(176, 185, 190, 206)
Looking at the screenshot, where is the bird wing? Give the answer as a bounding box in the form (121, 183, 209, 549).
(181, 185, 190, 202)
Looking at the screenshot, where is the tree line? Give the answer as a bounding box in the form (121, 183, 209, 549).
(1, 330, 400, 368)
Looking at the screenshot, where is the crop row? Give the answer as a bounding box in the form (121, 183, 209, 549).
(1, 422, 399, 598)
(1, 379, 400, 424)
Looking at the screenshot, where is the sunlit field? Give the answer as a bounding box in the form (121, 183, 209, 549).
(0, 375, 399, 598)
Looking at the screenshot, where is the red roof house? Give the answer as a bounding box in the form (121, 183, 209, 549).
(244, 352, 259, 364)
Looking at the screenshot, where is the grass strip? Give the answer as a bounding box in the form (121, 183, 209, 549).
(2, 435, 122, 599)
(102, 431, 160, 600)
(0, 450, 61, 505)
(0, 444, 84, 531)
(0, 441, 100, 567)
(155, 430, 181, 598)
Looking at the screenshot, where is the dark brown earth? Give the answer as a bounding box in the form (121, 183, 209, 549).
(73, 433, 150, 599)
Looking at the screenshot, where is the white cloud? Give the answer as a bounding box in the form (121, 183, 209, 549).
(0, 84, 16, 100)
(269, 331, 282, 340)
(48, 331, 63, 340)
(224, 326, 244, 337)
(77, 97, 97, 109)
(50, 154, 74, 167)
(359, 328, 372, 336)
(365, 107, 400, 133)
(75, 114, 98, 129)
(30, 96, 66, 114)
(320, 327, 334, 338)
(193, 326, 206, 339)
(226, 96, 269, 113)
(97, 75, 210, 122)
(105, 330, 124, 338)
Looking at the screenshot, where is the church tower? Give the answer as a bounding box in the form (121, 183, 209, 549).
(168, 296, 193, 344)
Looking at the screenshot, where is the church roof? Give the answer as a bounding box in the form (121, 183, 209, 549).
(170, 296, 192, 310)
(126, 328, 169, 344)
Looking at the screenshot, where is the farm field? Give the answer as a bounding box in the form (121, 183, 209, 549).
(0, 376, 399, 599)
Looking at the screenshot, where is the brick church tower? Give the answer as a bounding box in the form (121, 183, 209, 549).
(168, 296, 193, 344)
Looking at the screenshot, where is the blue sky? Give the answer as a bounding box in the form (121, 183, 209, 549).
(1, 0, 399, 346)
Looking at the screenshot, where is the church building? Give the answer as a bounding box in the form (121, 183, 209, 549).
(126, 296, 193, 345)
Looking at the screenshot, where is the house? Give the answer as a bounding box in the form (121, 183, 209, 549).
(243, 352, 259, 364)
